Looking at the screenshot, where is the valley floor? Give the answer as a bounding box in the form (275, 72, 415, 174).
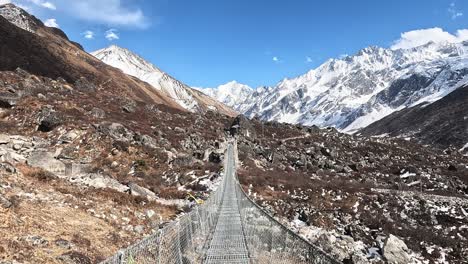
(234, 117, 468, 264)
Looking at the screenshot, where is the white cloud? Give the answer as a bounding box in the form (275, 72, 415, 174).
(82, 30, 94, 39)
(272, 56, 283, 63)
(0, 0, 12, 5)
(27, 0, 56, 10)
(105, 29, 119, 41)
(55, 0, 148, 28)
(44, 18, 58, 27)
(306, 56, 313, 63)
(448, 2, 463, 20)
(391, 28, 468, 50)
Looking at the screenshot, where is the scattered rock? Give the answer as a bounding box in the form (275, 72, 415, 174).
(57, 251, 91, 264)
(174, 127, 185, 133)
(37, 107, 63, 132)
(208, 152, 221, 163)
(122, 100, 137, 113)
(134, 225, 145, 234)
(134, 134, 158, 149)
(0, 91, 21, 108)
(59, 130, 80, 143)
(12, 144, 21, 151)
(95, 122, 134, 142)
(0, 195, 12, 209)
(24, 235, 48, 247)
(146, 209, 156, 219)
(55, 239, 72, 249)
(74, 77, 96, 92)
(89, 107, 105, 119)
(172, 153, 195, 167)
(0, 162, 16, 173)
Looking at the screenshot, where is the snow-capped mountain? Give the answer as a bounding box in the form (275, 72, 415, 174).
(0, 3, 41, 32)
(199, 41, 468, 132)
(91, 45, 235, 115)
(195, 81, 254, 112)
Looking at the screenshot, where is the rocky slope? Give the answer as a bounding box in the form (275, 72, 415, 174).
(231, 116, 468, 264)
(200, 41, 468, 134)
(360, 84, 468, 150)
(91, 45, 236, 116)
(0, 3, 192, 112)
(0, 4, 234, 263)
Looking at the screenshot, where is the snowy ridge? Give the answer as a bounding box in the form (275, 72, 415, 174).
(0, 3, 40, 32)
(92, 45, 203, 112)
(195, 81, 254, 112)
(199, 41, 468, 132)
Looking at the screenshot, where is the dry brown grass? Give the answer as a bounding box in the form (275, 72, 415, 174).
(18, 165, 55, 182)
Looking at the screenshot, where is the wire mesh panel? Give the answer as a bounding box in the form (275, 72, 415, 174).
(232, 141, 340, 264)
(101, 141, 341, 264)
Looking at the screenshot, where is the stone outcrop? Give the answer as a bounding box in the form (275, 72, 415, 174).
(383, 235, 411, 264)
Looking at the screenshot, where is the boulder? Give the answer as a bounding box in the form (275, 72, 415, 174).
(134, 134, 158, 149)
(208, 152, 222, 163)
(74, 77, 96, 92)
(55, 239, 72, 249)
(174, 127, 185, 133)
(0, 134, 9, 144)
(69, 173, 129, 193)
(89, 107, 105, 119)
(37, 107, 63, 132)
(24, 235, 48, 247)
(0, 91, 21, 108)
(27, 151, 66, 174)
(1, 152, 26, 163)
(95, 122, 134, 142)
(128, 182, 157, 201)
(383, 234, 411, 264)
(122, 100, 137, 113)
(172, 153, 195, 167)
(59, 130, 80, 143)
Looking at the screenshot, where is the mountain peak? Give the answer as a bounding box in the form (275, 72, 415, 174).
(0, 3, 43, 33)
(92, 46, 236, 115)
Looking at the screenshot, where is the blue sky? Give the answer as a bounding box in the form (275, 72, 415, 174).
(4, 0, 467, 88)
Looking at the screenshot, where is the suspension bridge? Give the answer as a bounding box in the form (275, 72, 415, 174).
(102, 141, 340, 264)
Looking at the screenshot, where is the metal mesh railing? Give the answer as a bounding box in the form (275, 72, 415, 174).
(100, 140, 340, 264)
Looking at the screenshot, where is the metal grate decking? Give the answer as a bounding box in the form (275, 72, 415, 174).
(203, 146, 250, 264)
(100, 142, 341, 264)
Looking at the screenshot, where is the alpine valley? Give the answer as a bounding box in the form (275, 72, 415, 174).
(198, 42, 468, 143)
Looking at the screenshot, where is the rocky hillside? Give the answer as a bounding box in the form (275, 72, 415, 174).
(200, 42, 468, 135)
(91, 45, 236, 116)
(0, 3, 192, 111)
(231, 116, 468, 264)
(360, 84, 468, 150)
(0, 4, 235, 263)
